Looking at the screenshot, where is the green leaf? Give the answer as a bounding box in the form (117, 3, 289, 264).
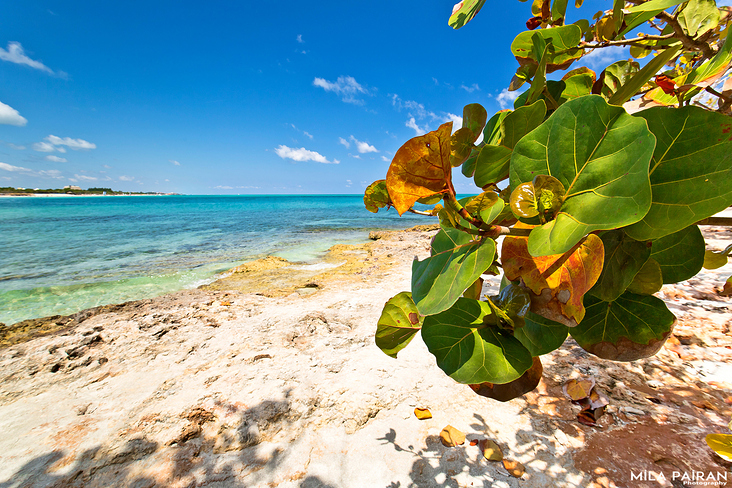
(449, 0, 487, 29)
(483, 110, 511, 146)
(421, 298, 533, 384)
(650, 225, 705, 283)
(375, 292, 422, 358)
(571, 292, 676, 361)
(625, 106, 732, 240)
(364, 179, 391, 213)
(704, 250, 729, 270)
(678, 0, 720, 37)
(511, 25, 583, 73)
(451, 127, 476, 167)
(626, 257, 663, 295)
(608, 45, 681, 106)
(474, 145, 513, 187)
(590, 229, 652, 302)
(601, 61, 640, 99)
(510, 95, 654, 256)
(627, 0, 685, 12)
(706, 434, 732, 462)
(463, 103, 488, 140)
(514, 311, 569, 356)
(551, 0, 569, 23)
(501, 99, 547, 149)
(412, 228, 497, 315)
(465, 191, 505, 224)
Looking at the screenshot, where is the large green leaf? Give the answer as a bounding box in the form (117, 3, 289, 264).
(412, 228, 497, 315)
(375, 292, 422, 358)
(511, 95, 654, 256)
(463, 103, 488, 140)
(571, 292, 676, 361)
(650, 225, 705, 283)
(621, 0, 686, 36)
(421, 298, 533, 384)
(514, 311, 568, 356)
(625, 257, 663, 295)
(514, 69, 595, 109)
(511, 25, 583, 73)
(678, 0, 720, 37)
(625, 106, 732, 240)
(473, 100, 546, 188)
(590, 229, 651, 302)
(449, 0, 487, 29)
(608, 45, 681, 106)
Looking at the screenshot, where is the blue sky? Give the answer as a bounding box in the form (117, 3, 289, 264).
(0, 0, 616, 194)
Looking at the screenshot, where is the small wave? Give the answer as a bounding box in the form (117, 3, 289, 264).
(291, 261, 346, 271)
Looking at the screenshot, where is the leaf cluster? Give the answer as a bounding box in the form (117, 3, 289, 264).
(367, 0, 732, 401)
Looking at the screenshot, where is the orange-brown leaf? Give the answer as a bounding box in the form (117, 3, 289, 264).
(503, 459, 526, 478)
(414, 408, 433, 420)
(386, 122, 453, 215)
(501, 224, 604, 327)
(562, 377, 595, 401)
(439, 425, 466, 447)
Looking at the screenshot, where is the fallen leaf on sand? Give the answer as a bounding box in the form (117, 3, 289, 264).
(414, 408, 432, 420)
(479, 439, 503, 461)
(563, 377, 595, 401)
(440, 425, 465, 447)
(503, 459, 525, 477)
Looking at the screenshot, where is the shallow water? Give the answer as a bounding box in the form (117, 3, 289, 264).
(0, 194, 431, 324)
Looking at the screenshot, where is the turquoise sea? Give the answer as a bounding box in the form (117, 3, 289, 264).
(0, 195, 433, 325)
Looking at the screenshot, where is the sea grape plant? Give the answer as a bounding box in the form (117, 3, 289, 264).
(365, 0, 732, 401)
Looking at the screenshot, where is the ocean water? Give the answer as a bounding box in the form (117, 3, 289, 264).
(0, 195, 433, 325)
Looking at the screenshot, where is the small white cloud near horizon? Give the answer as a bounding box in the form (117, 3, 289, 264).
(496, 88, 520, 109)
(45, 155, 67, 163)
(119, 175, 135, 181)
(275, 145, 340, 164)
(460, 83, 480, 93)
(348, 135, 378, 154)
(0, 162, 31, 172)
(381, 155, 390, 162)
(169, 159, 181, 166)
(0, 161, 64, 179)
(0, 42, 63, 77)
(338, 137, 350, 149)
(0, 101, 27, 126)
(313, 76, 370, 105)
(75, 174, 97, 181)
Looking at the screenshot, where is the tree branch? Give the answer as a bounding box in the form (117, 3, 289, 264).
(656, 11, 716, 60)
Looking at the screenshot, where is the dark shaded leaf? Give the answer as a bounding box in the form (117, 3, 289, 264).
(650, 225, 705, 283)
(470, 356, 543, 402)
(422, 298, 533, 384)
(514, 311, 568, 356)
(590, 229, 651, 302)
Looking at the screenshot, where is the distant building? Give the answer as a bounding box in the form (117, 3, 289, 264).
(63, 185, 82, 191)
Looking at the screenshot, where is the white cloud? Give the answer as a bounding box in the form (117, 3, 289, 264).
(581, 46, 629, 69)
(381, 155, 389, 162)
(169, 159, 181, 166)
(303, 131, 313, 139)
(406, 117, 428, 135)
(45, 135, 96, 150)
(313, 76, 370, 104)
(391, 94, 435, 120)
(338, 137, 350, 149)
(75, 174, 97, 181)
(32, 142, 56, 152)
(0, 162, 31, 172)
(444, 113, 463, 130)
(0, 162, 63, 179)
(460, 83, 480, 93)
(0, 101, 27, 126)
(45, 155, 67, 163)
(7, 143, 25, 150)
(119, 175, 135, 181)
(296, 34, 304, 43)
(274, 145, 339, 164)
(349, 135, 378, 153)
(496, 88, 520, 109)
(0, 42, 55, 75)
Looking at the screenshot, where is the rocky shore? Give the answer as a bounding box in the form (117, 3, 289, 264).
(1, 224, 731, 488)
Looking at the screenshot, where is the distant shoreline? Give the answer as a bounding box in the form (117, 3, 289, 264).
(0, 193, 177, 198)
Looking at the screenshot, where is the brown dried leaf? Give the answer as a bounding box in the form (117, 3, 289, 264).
(440, 425, 466, 447)
(503, 459, 526, 478)
(385, 122, 453, 215)
(414, 408, 433, 420)
(480, 439, 504, 461)
(562, 377, 595, 402)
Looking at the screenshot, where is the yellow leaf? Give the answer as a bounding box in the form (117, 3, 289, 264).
(480, 439, 503, 461)
(386, 122, 453, 215)
(439, 425, 465, 447)
(706, 434, 732, 461)
(414, 408, 433, 420)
